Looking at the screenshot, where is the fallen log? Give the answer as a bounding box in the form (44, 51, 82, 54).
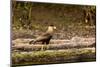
(12, 37, 95, 51)
(12, 42, 95, 51)
(12, 48, 96, 66)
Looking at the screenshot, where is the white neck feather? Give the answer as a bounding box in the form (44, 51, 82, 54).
(46, 26, 54, 34)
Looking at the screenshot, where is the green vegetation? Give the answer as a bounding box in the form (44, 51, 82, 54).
(12, 48, 95, 66)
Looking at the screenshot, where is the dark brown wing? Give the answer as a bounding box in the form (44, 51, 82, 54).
(35, 32, 52, 42)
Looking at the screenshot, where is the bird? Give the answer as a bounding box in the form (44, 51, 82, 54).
(29, 25, 56, 45)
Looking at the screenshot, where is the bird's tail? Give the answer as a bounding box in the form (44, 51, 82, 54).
(29, 40, 35, 44)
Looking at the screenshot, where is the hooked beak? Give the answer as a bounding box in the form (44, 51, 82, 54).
(53, 26, 56, 30)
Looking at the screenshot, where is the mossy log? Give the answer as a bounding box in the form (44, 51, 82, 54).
(12, 48, 96, 66)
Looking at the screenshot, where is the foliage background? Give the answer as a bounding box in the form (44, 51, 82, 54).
(12, 1, 96, 39)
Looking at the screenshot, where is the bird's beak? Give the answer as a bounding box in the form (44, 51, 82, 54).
(53, 26, 56, 30)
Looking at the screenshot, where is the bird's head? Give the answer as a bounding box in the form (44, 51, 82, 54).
(46, 25, 56, 33)
(49, 25, 56, 30)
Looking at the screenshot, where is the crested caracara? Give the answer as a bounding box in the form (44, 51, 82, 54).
(29, 25, 56, 45)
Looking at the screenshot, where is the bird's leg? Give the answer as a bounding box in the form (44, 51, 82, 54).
(41, 45, 44, 51)
(41, 41, 45, 51)
(46, 41, 50, 50)
(46, 44, 49, 50)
